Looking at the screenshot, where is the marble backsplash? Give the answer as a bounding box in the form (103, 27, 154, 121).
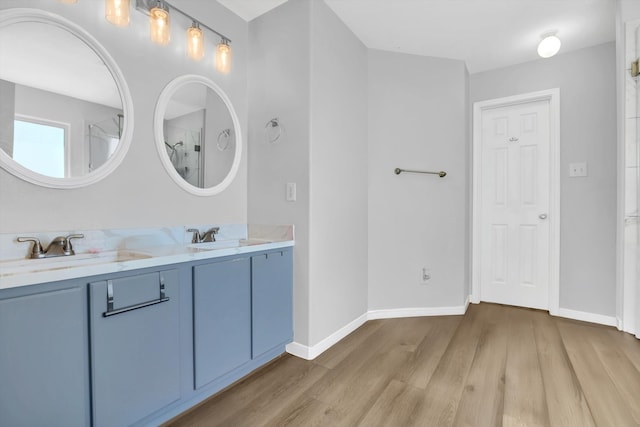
(0, 224, 294, 262)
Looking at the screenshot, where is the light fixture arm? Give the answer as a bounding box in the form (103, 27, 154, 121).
(135, 0, 232, 43)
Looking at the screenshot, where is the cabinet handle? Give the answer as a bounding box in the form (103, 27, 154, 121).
(103, 276, 170, 317)
(103, 297, 170, 317)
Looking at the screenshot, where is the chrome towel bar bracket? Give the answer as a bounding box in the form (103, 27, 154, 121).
(103, 276, 170, 317)
(394, 168, 446, 178)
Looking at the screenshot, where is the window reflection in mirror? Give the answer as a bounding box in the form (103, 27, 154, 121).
(13, 118, 66, 177)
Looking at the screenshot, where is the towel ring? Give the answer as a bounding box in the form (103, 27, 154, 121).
(217, 128, 231, 151)
(264, 118, 282, 144)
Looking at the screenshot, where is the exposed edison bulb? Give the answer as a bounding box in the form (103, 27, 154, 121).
(105, 0, 130, 27)
(215, 40, 231, 74)
(187, 22, 204, 61)
(150, 3, 170, 46)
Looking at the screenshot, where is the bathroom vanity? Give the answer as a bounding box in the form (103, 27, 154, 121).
(0, 7, 289, 426)
(0, 225, 294, 427)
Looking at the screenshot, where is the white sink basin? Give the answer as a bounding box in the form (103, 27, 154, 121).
(188, 240, 240, 251)
(0, 250, 152, 276)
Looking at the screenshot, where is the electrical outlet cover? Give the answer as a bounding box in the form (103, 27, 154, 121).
(569, 162, 587, 177)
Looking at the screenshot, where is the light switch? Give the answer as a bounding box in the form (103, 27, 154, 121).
(286, 183, 296, 201)
(569, 162, 587, 177)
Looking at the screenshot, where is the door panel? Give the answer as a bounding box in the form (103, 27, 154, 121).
(90, 270, 181, 427)
(193, 258, 251, 389)
(480, 100, 550, 309)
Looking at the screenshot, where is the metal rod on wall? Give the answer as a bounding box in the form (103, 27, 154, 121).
(394, 168, 447, 178)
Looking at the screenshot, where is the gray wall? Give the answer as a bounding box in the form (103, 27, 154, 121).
(248, 0, 368, 348)
(470, 42, 617, 317)
(367, 50, 469, 310)
(248, 0, 312, 346)
(0, 0, 249, 233)
(308, 0, 368, 345)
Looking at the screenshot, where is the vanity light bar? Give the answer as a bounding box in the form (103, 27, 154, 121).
(63, 0, 232, 72)
(134, 0, 232, 72)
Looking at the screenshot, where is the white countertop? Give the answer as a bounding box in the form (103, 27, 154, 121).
(0, 225, 294, 290)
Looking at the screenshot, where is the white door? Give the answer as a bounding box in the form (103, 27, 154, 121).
(478, 100, 551, 310)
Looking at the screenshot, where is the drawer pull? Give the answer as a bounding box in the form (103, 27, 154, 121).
(103, 275, 169, 317)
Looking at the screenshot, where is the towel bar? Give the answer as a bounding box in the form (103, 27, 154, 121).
(394, 168, 446, 178)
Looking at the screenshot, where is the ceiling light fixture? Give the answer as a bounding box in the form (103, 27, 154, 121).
(537, 32, 561, 58)
(105, 0, 130, 27)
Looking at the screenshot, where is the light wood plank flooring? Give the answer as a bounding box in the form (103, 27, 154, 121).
(165, 303, 640, 427)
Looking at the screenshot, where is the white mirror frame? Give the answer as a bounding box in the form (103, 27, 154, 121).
(0, 8, 133, 189)
(154, 75, 242, 196)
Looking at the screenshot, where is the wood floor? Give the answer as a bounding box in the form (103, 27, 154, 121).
(165, 303, 640, 427)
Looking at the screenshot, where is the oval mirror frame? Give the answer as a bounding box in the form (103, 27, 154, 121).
(154, 75, 242, 196)
(0, 8, 133, 189)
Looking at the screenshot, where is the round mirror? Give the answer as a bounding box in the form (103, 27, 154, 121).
(155, 75, 242, 196)
(0, 9, 133, 188)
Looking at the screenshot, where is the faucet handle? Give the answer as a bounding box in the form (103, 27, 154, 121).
(186, 228, 202, 243)
(17, 237, 44, 259)
(202, 227, 220, 242)
(63, 234, 84, 254)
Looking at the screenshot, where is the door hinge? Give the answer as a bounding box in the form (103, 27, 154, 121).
(632, 59, 639, 77)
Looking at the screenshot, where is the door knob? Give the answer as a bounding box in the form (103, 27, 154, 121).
(539, 213, 548, 220)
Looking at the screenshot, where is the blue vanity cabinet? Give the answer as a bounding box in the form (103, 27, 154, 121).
(89, 269, 181, 427)
(193, 257, 252, 389)
(251, 249, 293, 358)
(0, 283, 90, 427)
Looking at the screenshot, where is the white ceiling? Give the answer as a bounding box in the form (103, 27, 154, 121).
(217, 0, 616, 73)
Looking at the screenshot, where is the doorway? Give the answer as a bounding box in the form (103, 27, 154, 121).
(472, 89, 560, 313)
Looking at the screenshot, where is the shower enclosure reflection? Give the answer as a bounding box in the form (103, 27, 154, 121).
(161, 81, 235, 189)
(164, 126, 202, 187)
(87, 114, 123, 172)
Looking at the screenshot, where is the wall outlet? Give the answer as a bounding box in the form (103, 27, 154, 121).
(420, 267, 431, 285)
(569, 162, 587, 177)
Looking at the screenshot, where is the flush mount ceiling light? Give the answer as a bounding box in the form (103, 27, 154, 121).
(537, 32, 561, 58)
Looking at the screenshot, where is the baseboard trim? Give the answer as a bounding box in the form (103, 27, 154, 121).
(555, 307, 618, 327)
(287, 303, 468, 360)
(286, 312, 368, 360)
(367, 304, 467, 320)
(287, 302, 624, 361)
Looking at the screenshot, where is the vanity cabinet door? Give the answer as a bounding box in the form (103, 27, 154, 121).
(251, 249, 293, 358)
(0, 285, 89, 427)
(89, 269, 181, 427)
(193, 258, 251, 389)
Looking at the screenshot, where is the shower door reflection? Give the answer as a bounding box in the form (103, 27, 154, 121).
(164, 110, 203, 188)
(87, 114, 122, 172)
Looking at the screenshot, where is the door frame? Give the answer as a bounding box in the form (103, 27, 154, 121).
(471, 88, 561, 314)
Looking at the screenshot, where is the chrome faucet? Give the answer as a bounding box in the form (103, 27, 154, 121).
(17, 234, 84, 259)
(186, 227, 219, 243)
